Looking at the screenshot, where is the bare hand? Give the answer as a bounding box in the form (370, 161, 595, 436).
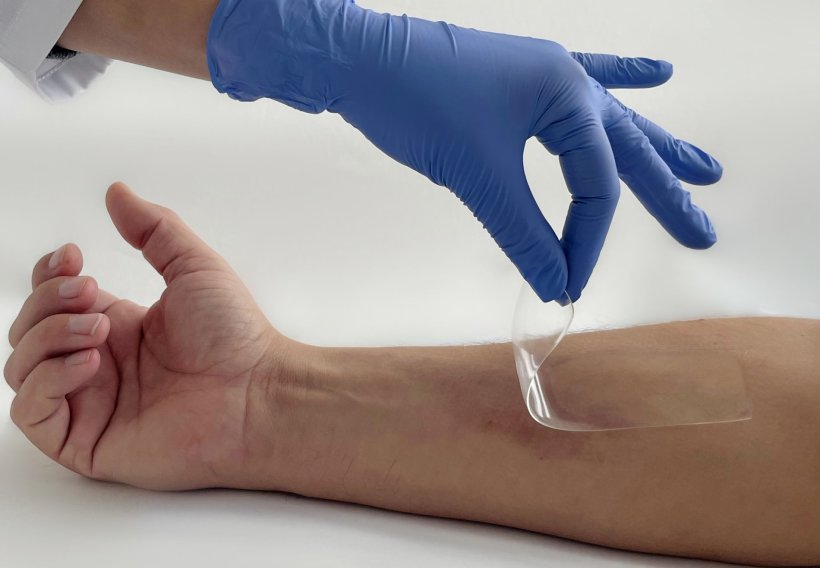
(5, 183, 293, 490)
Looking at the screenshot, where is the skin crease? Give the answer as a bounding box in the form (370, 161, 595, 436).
(5, 184, 820, 567)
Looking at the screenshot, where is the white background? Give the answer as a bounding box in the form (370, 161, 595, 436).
(1, 1, 818, 566)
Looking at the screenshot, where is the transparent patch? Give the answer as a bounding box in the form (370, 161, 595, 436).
(512, 284, 752, 431)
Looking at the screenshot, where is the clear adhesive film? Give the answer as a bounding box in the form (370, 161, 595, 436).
(512, 283, 753, 431)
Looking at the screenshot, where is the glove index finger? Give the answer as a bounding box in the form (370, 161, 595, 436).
(570, 52, 673, 89)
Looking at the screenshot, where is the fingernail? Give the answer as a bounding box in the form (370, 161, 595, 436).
(58, 277, 87, 299)
(65, 350, 92, 366)
(49, 245, 66, 270)
(69, 313, 103, 335)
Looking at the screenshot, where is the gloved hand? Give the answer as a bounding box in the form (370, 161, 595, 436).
(207, 0, 723, 302)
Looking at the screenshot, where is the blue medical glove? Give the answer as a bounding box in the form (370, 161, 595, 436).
(207, 0, 723, 302)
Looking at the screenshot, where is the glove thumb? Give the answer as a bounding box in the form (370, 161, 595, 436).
(105, 182, 230, 283)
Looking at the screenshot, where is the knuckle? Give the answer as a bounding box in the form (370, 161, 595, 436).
(30, 278, 56, 302)
(551, 51, 590, 87)
(157, 206, 183, 230)
(530, 39, 582, 82)
(163, 206, 181, 221)
(540, 39, 569, 58)
(24, 314, 66, 351)
(566, 58, 590, 83)
(9, 396, 23, 425)
(3, 356, 18, 389)
(7, 325, 17, 349)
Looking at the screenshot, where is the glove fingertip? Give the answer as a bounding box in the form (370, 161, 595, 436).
(563, 275, 586, 304)
(630, 57, 673, 87)
(655, 59, 674, 81)
(710, 162, 724, 184)
(527, 263, 568, 304)
(700, 160, 724, 185)
(676, 147, 724, 186)
(677, 208, 718, 250)
(691, 147, 724, 185)
(690, 227, 718, 250)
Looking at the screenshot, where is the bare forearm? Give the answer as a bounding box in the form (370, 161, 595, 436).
(244, 318, 820, 566)
(58, 0, 218, 79)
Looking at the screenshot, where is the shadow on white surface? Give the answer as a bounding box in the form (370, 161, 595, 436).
(0, 420, 740, 568)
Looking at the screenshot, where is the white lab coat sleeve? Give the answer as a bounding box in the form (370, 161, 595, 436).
(0, 0, 111, 102)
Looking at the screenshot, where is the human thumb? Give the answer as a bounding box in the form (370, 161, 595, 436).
(105, 182, 229, 283)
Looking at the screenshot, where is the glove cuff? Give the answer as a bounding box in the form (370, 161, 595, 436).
(207, 0, 364, 113)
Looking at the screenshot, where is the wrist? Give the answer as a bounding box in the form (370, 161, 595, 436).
(234, 337, 530, 517)
(232, 331, 424, 491)
(236, 339, 400, 494)
(227, 329, 319, 491)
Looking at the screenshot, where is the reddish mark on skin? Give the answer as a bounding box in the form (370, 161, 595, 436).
(501, 406, 595, 462)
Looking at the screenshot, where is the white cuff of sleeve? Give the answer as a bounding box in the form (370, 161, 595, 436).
(0, 0, 112, 102)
